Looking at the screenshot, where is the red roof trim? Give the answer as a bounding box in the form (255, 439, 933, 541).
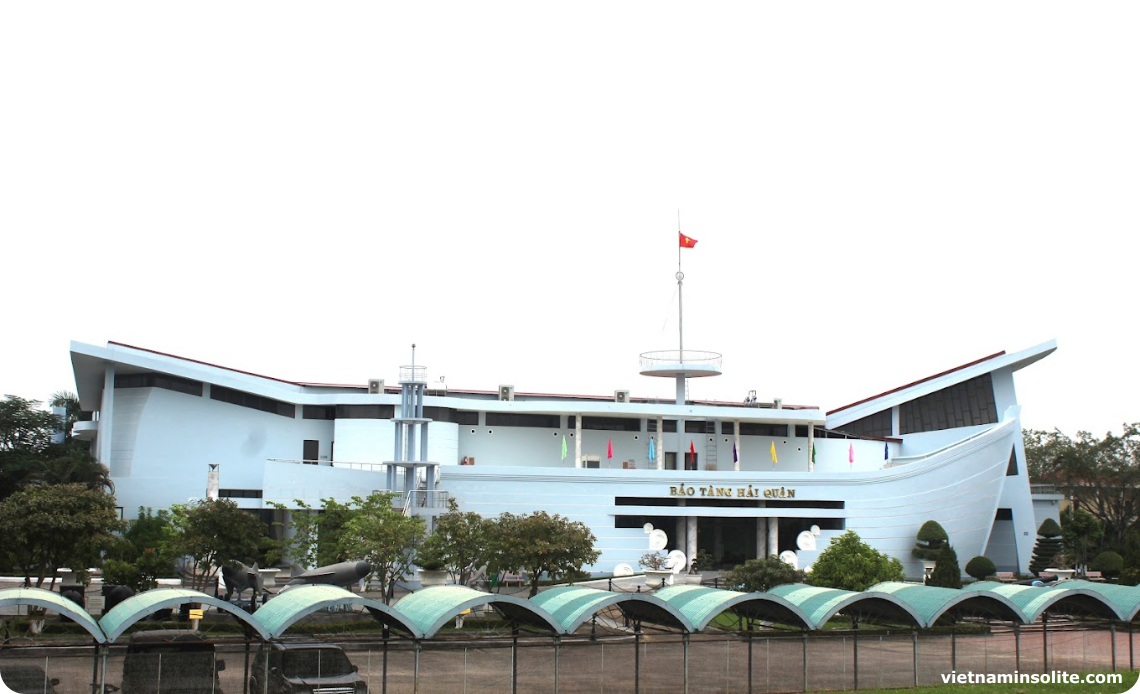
(107, 341, 303, 386)
(827, 350, 1007, 416)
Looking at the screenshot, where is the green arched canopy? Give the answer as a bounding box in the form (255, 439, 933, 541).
(530, 585, 695, 634)
(962, 581, 1123, 622)
(867, 582, 1027, 626)
(99, 587, 271, 642)
(654, 585, 813, 630)
(768, 584, 925, 629)
(251, 584, 422, 639)
(0, 587, 106, 643)
(395, 585, 562, 638)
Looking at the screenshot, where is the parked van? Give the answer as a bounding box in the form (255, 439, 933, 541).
(249, 642, 366, 694)
(121, 630, 226, 694)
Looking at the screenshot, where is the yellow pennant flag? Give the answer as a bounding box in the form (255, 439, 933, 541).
(770, 441, 778, 464)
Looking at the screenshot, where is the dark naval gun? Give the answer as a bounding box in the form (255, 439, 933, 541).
(286, 560, 372, 588)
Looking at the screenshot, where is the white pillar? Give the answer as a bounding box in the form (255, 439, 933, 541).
(686, 517, 698, 572)
(808, 425, 815, 473)
(768, 517, 779, 557)
(575, 414, 582, 469)
(734, 420, 741, 472)
(756, 518, 768, 558)
(657, 416, 665, 470)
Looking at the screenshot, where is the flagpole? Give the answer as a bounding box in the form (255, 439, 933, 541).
(677, 210, 684, 365)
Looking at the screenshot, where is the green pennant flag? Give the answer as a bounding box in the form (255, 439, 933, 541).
(561, 435, 568, 460)
(811, 443, 816, 463)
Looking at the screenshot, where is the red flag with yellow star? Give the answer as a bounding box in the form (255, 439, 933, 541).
(679, 233, 698, 248)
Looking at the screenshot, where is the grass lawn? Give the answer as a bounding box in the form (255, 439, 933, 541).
(842, 670, 1137, 694)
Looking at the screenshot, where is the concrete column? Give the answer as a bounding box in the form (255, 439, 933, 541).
(807, 425, 815, 473)
(768, 517, 779, 557)
(97, 365, 115, 466)
(657, 417, 665, 470)
(734, 420, 741, 472)
(575, 414, 582, 468)
(676, 517, 687, 552)
(686, 517, 698, 571)
(756, 518, 768, 559)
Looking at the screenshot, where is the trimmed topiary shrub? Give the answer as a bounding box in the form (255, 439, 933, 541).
(1029, 518, 1064, 575)
(912, 520, 949, 561)
(928, 544, 962, 589)
(965, 555, 996, 581)
(1090, 551, 1124, 578)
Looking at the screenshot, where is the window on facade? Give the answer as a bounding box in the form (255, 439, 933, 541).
(486, 412, 559, 428)
(335, 405, 394, 419)
(1006, 450, 1019, 476)
(835, 409, 892, 439)
(898, 374, 998, 434)
(114, 373, 203, 396)
(302, 406, 336, 420)
(737, 422, 787, 437)
(566, 416, 640, 432)
(219, 489, 263, 499)
(454, 411, 479, 426)
(647, 419, 677, 433)
(210, 386, 295, 418)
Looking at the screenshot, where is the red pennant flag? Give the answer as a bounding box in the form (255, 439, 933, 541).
(690, 440, 696, 455)
(607, 438, 613, 459)
(679, 233, 698, 248)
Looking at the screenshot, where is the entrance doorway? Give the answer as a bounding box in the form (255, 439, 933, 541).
(697, 517, 757, 569)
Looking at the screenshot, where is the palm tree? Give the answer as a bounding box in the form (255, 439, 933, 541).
(33, 448, 115, 493)
(49, 391, 83, 442)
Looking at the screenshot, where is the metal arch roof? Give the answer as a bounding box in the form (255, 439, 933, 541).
(98, 587, 272, 642)
(529, 586, 695, 634)
(767, 584, 925, 629)
(394, 586, 562, 638)
(653, 585, 813, 631)
(961, 581, 1124, 622)
(866, 582, 1027, 626)
(0, 587, 106, 643)
(249, 585, 423, 639)
(1057, 580, 1140, 621)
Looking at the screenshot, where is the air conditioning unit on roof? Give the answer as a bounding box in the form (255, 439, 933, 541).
(499, 385, 515, 401)
(368, 379, 384, 394)
(614, 390, 630, 403)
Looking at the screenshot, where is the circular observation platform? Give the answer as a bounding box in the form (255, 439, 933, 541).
(399, 365, 427, 383)
(639, 350, 722, 378)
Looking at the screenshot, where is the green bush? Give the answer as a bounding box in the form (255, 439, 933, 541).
(1029, 518, 1064, 575)
(1090, 551, 1124, 578)
(912, 520, 949, 561)
(964, 555, 996, 581)
(809, 530, 905, 592)
(928, 545, 962, 589)
(724, 555, 805, 592)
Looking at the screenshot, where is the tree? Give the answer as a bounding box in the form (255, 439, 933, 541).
(1060, 507, 1104, 567)
(808, 531, 905, 592)
(168, 498, 267, 590)
(338, 492, 425, 604)
(270, 497, 358, 569)
(419, 499, 493, 586)
(31, 447, 114, 493)
(928, 545, 962, 589)
(0, 395, 60, 454)
(492, 511, 599, 597)
(0, 483, 122, 587)
(49, 391, 84, 444)
(964, 556, 996, 581)
(1028, 518, 1064, 575)
(103, 507, 179, 591)
(724, 555, 805, 592)
(912, 520, 949, 561)
(1024, 426, 1140, 548)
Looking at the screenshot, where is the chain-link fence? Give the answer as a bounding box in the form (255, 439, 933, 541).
(0, 623, 1133, 694)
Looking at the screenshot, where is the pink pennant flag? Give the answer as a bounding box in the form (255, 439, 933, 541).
(607, 438, 613, 459)
(848, 443, 854, 464)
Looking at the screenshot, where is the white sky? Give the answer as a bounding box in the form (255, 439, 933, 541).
(3, 2, 1137, 437)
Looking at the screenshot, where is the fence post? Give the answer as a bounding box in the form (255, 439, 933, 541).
(951, 626, 956, 672)
(853, 615, 859, 691)
(634, 626, 641, 694)
(413, 640, 421, 694)
(1112, 622, 1118, 672)
(747, 625, 753, 694)
(1014, 623, 1021, 671)
(512, 627, 519, 694)
(802, 630, 809, 693)
(553, 636, 560, 694)
(1131, 622, 1135, 671)
(382, 625, 389, 694)
(912, 627, 918, 687)
(683, 632, 690, 694)
(243, 638, 251, 694)
(1042, 614, 1049, 672)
